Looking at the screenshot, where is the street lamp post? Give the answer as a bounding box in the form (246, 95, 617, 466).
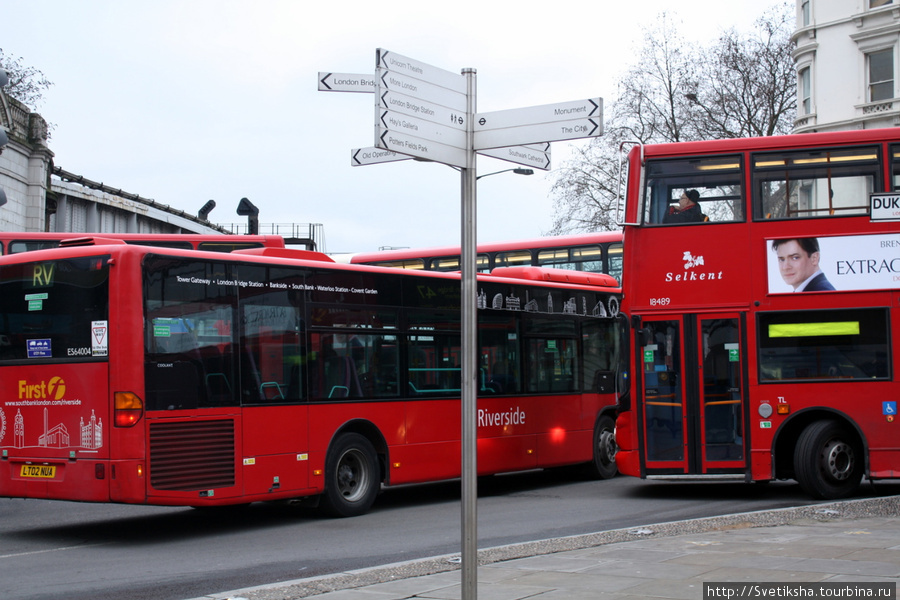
(476, 168, 534, 180)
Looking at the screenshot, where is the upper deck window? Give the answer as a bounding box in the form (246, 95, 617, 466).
(753, 146, 880, 220)
(888, 144, 900, 189)
(643, 155, 743, 225)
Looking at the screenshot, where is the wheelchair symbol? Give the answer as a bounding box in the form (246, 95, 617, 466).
(884, 401, 897, 416)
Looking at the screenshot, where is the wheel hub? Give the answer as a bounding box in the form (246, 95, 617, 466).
(823, 440, 854, 481)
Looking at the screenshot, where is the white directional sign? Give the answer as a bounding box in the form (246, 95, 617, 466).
(318, 72, 376, 93)
(474, 98, 602, 150)
(477, 98, 601, 130)
(378, 110, 467, 149)
(478, 143, 551, 171)
(377, 69, 468, 112)
(378, 89, 467, 131)
(351, 147, 409, 167)
(374, 49, 470, 166)
(376, 128, 467, 168)
(318, 51, 600, 172)
(376, 49, 467, 94)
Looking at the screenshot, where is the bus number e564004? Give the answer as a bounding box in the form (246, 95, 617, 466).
(649, 297, 671, 306)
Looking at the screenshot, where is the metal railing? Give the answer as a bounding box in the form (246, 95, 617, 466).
(218, 222, 325, 251)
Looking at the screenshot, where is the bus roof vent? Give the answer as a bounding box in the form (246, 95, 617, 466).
(58, 236, 128, 247)
(232, 247, 335, 262)
(490, 266, 618, 288)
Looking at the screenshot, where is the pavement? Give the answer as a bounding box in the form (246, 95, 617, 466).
(190, 495, 900, 600)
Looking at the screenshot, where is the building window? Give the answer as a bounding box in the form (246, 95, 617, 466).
(801, 0, 810, 26)
(799, 67, 811, 114)
(868, 48, 894, 102)
(870, 0, 893, 8)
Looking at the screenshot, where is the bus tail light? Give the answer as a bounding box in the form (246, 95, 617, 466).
(776, 404, 790, 415)
(114, 392, 144, 427)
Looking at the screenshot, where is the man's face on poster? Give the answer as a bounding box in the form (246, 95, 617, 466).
(776, 239, 820, 290)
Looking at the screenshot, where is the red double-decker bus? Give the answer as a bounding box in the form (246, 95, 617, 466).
(0, 231, 286, 255)
(614, 127, 900, 499)
(349, 232, 624, 284)
(0, 239, 623, 516)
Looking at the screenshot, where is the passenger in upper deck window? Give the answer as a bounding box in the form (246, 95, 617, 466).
(663, 189, 706, 223)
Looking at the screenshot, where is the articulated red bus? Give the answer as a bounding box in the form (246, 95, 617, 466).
(350, 232, 624, 284)
(614, 127, 900, 499)
(0, 232, 286, 255)
(0, 239, 623, 516)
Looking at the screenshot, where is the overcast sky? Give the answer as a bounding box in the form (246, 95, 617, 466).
(4, 1, 783, 253)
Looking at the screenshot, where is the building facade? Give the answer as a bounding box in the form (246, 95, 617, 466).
(794, 0, 900, 132)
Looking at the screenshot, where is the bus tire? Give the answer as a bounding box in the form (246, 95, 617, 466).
(793, 420, 862, 500)
(320, 433, 380, 518)
(591, 415, 618, 480)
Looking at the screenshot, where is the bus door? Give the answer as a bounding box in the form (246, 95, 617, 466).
(638, 313, 746, 475)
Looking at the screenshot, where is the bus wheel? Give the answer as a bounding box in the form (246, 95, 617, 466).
(320, 433, 380, 518)
(793, 420, 862, 500)
(591, 415, 618, 480)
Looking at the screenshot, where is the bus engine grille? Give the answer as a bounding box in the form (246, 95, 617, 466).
(149, 420, 236, 491)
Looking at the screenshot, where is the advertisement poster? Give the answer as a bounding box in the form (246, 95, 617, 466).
(767, 233, 900, 293)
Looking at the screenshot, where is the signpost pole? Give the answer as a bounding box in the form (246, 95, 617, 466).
(319, 51, 603, 600)
(459, 66, 478, 600)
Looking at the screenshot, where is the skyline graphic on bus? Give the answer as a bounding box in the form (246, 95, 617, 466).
(3, 407, 103, 451)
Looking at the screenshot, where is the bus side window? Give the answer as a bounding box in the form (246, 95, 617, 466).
(753, 146, 879, 220)
(583, 320, 617, 394)
(643, 156, 743, 225)
(479, 315, 520, 394)
(524, 318, 578, 393)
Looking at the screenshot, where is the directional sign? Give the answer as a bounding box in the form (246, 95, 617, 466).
(476, 98, 601, 130)
(378, 109, 467, 149)
(376, 49, 466, 94)
(374, 49, 469, 166)
(474, 98, 603, 150)
(318, 72, 376, 93)
(475, 118, 601, 150)
(377, 69, 467, 112)
(351, 147, 409, 167)
(477, 143, 551, 171)
(376, 127, 467, 168)
(378, 89, 467, 131)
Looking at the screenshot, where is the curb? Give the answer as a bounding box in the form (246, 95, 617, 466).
(195, 494, 900, 600)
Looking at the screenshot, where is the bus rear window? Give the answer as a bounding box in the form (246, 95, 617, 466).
(8, 240, 62, 254)
(0, 256, 110, 362)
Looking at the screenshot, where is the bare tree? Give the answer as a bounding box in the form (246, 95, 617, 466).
(613, 13, 699, 144)
(549, 1, 795, 235)
(0, 49, 53, 109)
(549, 134, 625, 233)
(685, 2, 796, 139)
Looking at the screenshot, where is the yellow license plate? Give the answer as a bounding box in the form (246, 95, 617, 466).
(20, 464, 56, 478)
